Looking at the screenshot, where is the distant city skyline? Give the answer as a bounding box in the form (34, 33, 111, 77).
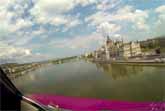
(0, 0, 165, 62)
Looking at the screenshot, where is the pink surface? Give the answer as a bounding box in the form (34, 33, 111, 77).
(29, 94, 165, 111)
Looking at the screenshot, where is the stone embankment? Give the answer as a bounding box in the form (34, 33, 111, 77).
(92, 54, 165, 66)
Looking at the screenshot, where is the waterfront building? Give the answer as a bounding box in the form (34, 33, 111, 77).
(120, 42, 142, 58)
(120, 42, 131, 57)
(93, 36, 142, 60)
(85, 53, 89, 57)
(105, 36, 118, 59)
(105, 46, 110, 60)
(131, 42, 142, 56)
(104, 37, 109, 59)
(140, 36, 165, 54)
(94, 47, 106, 60)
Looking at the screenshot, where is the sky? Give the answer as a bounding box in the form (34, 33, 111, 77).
(0, 0, 165, 63)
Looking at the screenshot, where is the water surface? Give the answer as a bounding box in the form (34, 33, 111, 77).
(13, 60, 165, 101)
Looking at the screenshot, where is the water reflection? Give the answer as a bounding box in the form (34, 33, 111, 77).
(96, 63, 145, 80)
(13, 60, 165, 101)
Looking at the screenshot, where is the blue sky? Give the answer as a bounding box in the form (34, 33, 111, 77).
(0, 0, 165, 62)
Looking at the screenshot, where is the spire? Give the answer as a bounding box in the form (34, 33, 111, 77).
(106, 35, 111, 45)
(107, 35, 110, 41)
(121, 36, 124, 45)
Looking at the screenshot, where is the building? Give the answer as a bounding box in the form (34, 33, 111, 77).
(140, 36, 165, 54)
(93, 36, 142, 60)
(94, 46, 106, 60)
(120, 42, 142, 58)
(105, 36, 142, 59)
(120, 42, 131, 57)
(131, 42, 142, 56)
(105, 36, 113, 60)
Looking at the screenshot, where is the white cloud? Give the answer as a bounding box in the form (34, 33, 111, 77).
(97, 22, 121, 36)
(1, 30, 35, 46)
(0, 41, 51, 63)
(154, 5, 165, 36)
(52, 33, 104, 49)
(30, 0, 97, 29)
(31, 8, 81, 30)
(32, 27, 47, 36)
(67, 19, 81, 28)
(155, 5, 165, 22)
(1, 0, 164, 62)
(32, 0, 75, 14)
(0, 0, 33, 34)
(0, 7, 13, 34)
(156, 5, 165, 14)
(63, 18, 81, 32)
(31, 0, 98, 15)
(85, 11, 108, 26)
(10, 19, 33, 32)
(86, 5, 149, 31)
(76, 0, 98, 6)
(51, 15, 68, 25)
(113, 34, 122, 39)
(51, 15, 81, 28)
(0, 42, 32, 58)
(96, 0, 121, 11)
(0, 0, 10, 9)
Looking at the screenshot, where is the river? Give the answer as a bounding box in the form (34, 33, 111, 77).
(12, 59, 165, 102)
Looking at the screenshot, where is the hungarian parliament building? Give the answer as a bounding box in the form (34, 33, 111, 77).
(94, 36, 142, 60)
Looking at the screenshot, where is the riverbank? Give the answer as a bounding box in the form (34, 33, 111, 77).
(13, 60, 165, 102)
(92, 58, 165, 66)
(111, 61, 165, 66)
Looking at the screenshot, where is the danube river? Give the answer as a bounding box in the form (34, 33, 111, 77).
(13, 59, 165, 102)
